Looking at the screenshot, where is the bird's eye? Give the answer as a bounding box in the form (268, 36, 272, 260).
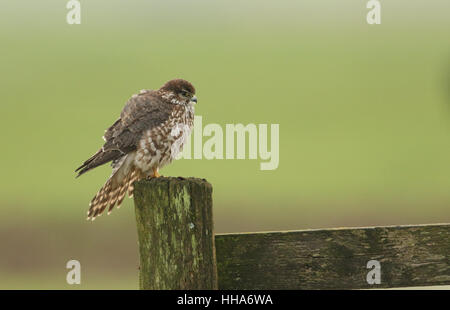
(181, 90, 189, 97)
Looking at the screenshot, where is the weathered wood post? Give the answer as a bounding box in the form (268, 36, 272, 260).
(134, 177, 217, 289)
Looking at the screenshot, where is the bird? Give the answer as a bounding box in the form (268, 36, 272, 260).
(75, 79, 197, 221)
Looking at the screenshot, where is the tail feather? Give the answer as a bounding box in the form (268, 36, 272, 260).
(116, 171, 136, 208)
(127, 170, 139, 198)
(86, 153, 138, 220)
(87, 173, 133, 220)
(108, 171, 131, 213)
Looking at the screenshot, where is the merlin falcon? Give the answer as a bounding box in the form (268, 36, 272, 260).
(75, 79, 197, 220)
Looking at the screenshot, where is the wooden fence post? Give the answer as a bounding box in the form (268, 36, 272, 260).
(134, 177, 217, 290)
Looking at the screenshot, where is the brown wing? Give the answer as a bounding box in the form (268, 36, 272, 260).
(75, 90, 172, 177)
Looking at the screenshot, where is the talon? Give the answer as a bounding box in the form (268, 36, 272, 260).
(152, 167, 161, 178)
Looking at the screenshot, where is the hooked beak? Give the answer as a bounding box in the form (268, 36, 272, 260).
(191, 96, 197, 104)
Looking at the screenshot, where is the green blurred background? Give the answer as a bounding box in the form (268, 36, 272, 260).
(0, 0, 449, 289)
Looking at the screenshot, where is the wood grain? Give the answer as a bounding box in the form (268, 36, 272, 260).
(215, 224, 450, 289)
(134, 177, 217, 289)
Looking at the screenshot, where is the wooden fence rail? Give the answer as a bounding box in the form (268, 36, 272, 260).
(216, 224, 450, 289)
(134, 178, 450, 290)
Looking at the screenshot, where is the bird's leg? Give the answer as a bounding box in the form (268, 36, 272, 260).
(152, 167, 161, 178)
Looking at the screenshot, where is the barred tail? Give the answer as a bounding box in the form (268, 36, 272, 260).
(86, 154, 140, 221)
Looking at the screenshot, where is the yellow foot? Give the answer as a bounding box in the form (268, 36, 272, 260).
(152, 168, 161, 178)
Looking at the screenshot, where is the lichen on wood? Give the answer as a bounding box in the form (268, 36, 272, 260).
(215, 224, 450, 289)
(134, 177, 217, 289)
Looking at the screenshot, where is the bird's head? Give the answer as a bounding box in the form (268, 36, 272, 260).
(159, 79, 197, 106)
